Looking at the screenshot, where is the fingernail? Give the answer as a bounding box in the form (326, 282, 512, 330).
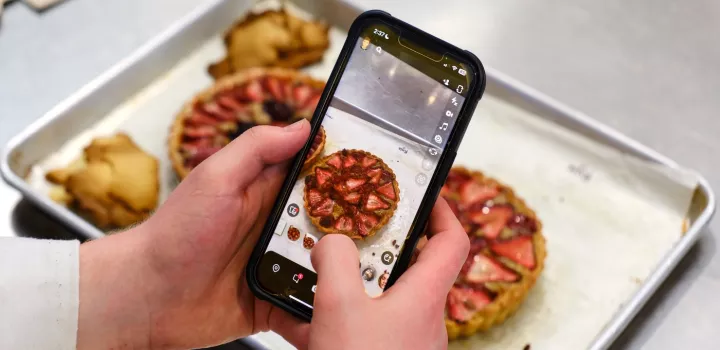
(284, 119, 306, 131)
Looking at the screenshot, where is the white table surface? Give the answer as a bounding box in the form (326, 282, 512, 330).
(1, 0, 718, 349)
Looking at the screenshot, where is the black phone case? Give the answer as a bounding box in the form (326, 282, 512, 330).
(246, 9, 486, 322)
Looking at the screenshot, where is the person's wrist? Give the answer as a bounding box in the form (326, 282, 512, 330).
(77, 226, 156, 350)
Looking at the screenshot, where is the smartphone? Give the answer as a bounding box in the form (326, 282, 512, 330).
(247, 10, 486, 321)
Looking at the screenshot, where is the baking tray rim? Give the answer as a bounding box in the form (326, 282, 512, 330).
(0, 0, 716, 348)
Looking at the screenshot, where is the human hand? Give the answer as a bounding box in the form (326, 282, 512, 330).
(77, 120, 312, 349)
(299, 198, 470, 350)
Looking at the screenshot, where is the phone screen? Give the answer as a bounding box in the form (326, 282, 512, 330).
(257, 21, 475, 308)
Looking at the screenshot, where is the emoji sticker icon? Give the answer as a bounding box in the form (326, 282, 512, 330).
(361, 36, 371, 50)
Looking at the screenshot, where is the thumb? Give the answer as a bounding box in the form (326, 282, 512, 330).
(310, 234, 366, 305)
(200, 119, 310, 189)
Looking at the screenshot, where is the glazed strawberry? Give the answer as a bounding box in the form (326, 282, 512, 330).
(311, 198, 335, 217)
(447, 286, 492, 322)
(315, 168, 333, 187)
(203, 102, 235, 121)
(239, 80, 264, 102)
(507, 213, 538, 235)
(376, 182, 396, 201)
(215, 93, 245, 111)
(299, 94, 321, 112)
(365, 193, 390, 211)
(292, 84, 313, 107)
(361, 156, 377, 168)
(346, 178, 367, 191)
(367, 168, 382, 184)
(343, 192, 361, 204)
(459, 181, 499, 208)
(327, 154, 342, 169)
(263, 76, 284, 101)
(464, 253, 518, 283)
(490, 236, 536, 269)
(469, 206, 513, 239)
(307, 189, 324, 207)
(183, 125, 217, 139)
(343, 155, 357, 168)
(187, 110, 220, 126)
(333, 182, 347, 195)
(356, 213, 379, 237)
(334, 216, 354, 231)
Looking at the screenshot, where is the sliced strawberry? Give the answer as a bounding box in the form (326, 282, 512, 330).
(490, 236, 536, 269)
(333, 182, 347, 195)
(181, 138, 213, 154)
(307, 189, 324, 207)
(315, 168, 333, 187)
(447, 286, 492, 322)
(311, 198, 335, 217)
(367, 168, 382, 184)
(239, 80, 264, 102)
(183, 125, 217, 138)
(216, 94, 245, 111)
(464, 253, 518, 283)
(203, 102, 235, 121)
(445, 171, 472, 190)
(299, 94, 321, 112)
(263, 77, 284, 101)
(187, 109, 220, 126)
(379, 171, 393, 185)
(343, 192, 361, 204)
(346, 178, 367, 191)
(365, 193, 390, 211)
(343, 155, 358, 168)
(459, 181, 499, 208)
(356, 213, 379, 237)
(376, 182, 396, 201)
(361, 156, 377, 168)
(334, 216, 354, 231)
(468, 206, 513, 239)
(186, 146, 222, 167)
(292, 85, 313, 107)
(507, 213, 538, 235)
(327, 154, 342, 169)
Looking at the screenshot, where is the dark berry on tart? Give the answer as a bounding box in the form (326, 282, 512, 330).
(169, 68, 326, 179)
(303, 149, 400, 240)
(441, 167, 546, 339)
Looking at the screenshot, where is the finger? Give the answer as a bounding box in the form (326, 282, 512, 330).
(389, 198, 469, 301)
(268, 305, 310, 350)
(200, 119, 310, 189)
(310, 234, 366, 304)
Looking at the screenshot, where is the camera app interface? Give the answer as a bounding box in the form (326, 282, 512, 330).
(258, 22, 474, 307)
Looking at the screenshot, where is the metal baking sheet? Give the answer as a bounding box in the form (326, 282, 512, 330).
(0, 0, 715, 349)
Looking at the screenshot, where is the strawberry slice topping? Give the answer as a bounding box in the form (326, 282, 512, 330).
(490, 236, 536, 269)
(356, 213, 379, 237)
(361, 156, 377, 168)
(376, 182, 396, 201)
(183, 125, 217, 138)
(447, 286, 492, 322)
(240, 80, 264, 102)
(315, 168, 333, 187)
(203, 102, 235, 121)
(344, 192, 361, 204)
(459, 181, 499, 208)
(464, 253, 518, 283)
(187, 109, 220, 126)
(300, 94, 321, 112)
(365, 193, 390, 211)
(215, 94, 246, 111)
(311, 198, 335, 217)
(367, 168, 382, 184)
(327, 154, 342, 169)
(263, 77, 284, 101)
(333, 182, 347, 195)
(346, 178, 367, 191)
(343, 155, 358, 168)
(468, 206, 513, 239)
(292, 85, 313, 107)
(334, 216, 354, 231)
(379, 171, 393, 185)
(307, 189, 324, 207)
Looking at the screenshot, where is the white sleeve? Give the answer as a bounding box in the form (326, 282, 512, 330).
(0, 237, 79, 350)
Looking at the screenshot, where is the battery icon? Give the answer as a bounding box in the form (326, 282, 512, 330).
(458, 68, 466, 76)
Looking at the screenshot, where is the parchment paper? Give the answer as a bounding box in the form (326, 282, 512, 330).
(25, 3, 698, 349)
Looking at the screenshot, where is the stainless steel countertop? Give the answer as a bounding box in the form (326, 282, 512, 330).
(1, 0, 718, 349)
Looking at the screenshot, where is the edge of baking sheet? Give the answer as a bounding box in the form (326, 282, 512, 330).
(1, 0, 716, 348)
